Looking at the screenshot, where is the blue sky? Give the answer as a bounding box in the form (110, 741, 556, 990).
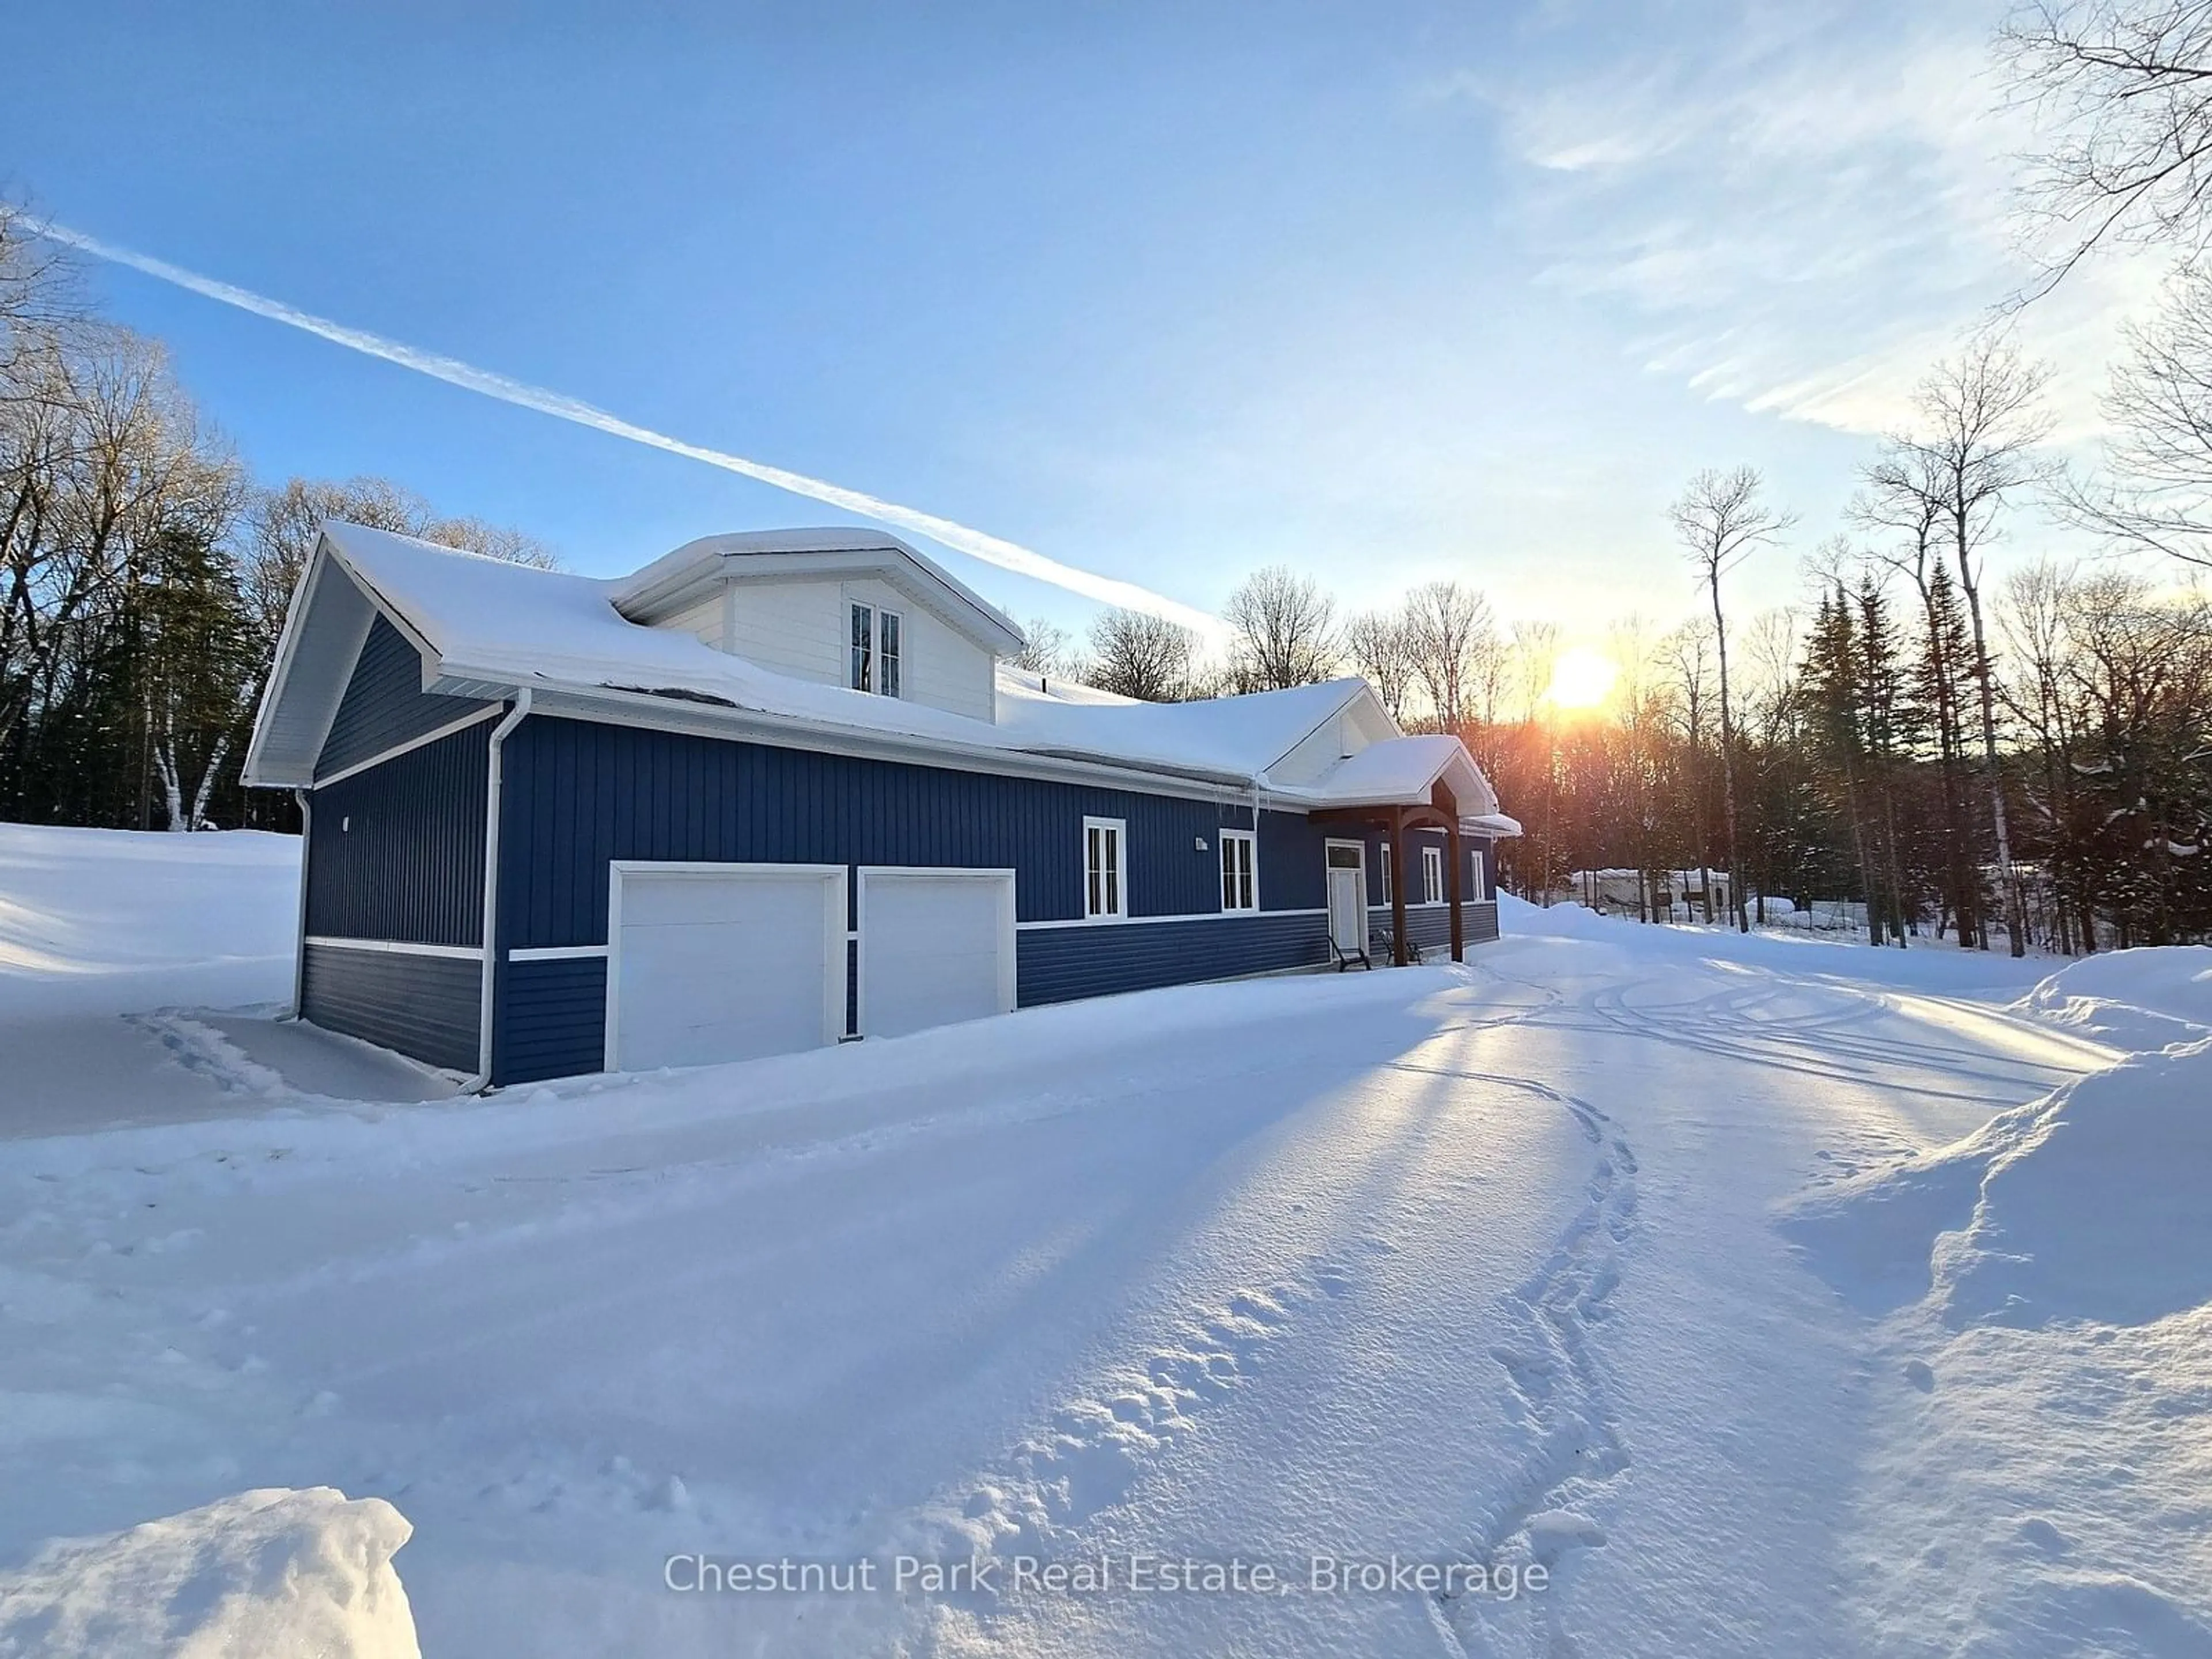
(6, 0, 2157, 643)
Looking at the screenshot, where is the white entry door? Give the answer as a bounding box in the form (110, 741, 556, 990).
(858, 868, 1016, 1039)
(606, 862, 847, 1071)
(1325, 842, 1367, 955)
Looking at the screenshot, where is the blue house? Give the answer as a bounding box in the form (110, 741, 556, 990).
(243, 523, 1520, 1086)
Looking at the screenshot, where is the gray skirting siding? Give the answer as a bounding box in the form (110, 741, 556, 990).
(300, 942, 481, 1073)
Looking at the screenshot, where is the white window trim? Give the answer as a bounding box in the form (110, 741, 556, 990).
(1378, 842, 1391, 906)
(849, 598, 875, 693)
(1219, 827, 1257, 913)
(846, 593, 906, 699)
(1422, 844, 1445, 906)
(877, 606, 904, 700)
(1471, 844, 1490, 903)
(1083, 815, 1128, 921)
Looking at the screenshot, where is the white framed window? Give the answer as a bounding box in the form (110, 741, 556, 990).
(1471, 845, 1489, 902)
(1378, 843, 1391, 904)
(1084, 816, 1126, 919)
(849, 602, 904, 698)
(879, 609, 902, 699)
(1422, 844, 1444, 905)
(1219, 828, 1256, 912)
(850, 601, 874, 692)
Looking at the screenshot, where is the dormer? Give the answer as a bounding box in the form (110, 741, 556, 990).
(612, 528, 1027, 724)
(1263, 683, 1402, 787)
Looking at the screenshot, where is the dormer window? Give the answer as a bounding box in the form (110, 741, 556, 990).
(849, 602, 903, 698)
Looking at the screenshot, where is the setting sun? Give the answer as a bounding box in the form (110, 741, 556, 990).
(1546, 645, 1618, 711)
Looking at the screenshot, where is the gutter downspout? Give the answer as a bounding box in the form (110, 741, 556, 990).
(288, 789, 312, 1018)
(463, 690, 532, 1093)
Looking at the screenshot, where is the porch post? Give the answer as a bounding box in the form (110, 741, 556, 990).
(1389, 807, 1409, 967)
(1448, 818, 1464, 962)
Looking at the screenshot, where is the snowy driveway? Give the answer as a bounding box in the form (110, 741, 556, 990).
(2, 870, 2135, 1658)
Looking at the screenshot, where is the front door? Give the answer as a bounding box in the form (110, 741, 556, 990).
(1325, 842, 1366, 955)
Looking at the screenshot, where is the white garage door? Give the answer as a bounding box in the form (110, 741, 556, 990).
(607, 862, 846, 1071)
(858, 869, 1016, 1039)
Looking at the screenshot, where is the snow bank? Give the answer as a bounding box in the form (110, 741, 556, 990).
(2012, 946, 2212, 1053)
(1786, 1037, 2212, 1328)
(0, 825, 297, 1018)
(1933, 1037, 2212, 1327)
(0, 1487, 418, 1658)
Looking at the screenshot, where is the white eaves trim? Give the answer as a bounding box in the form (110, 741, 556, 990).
(304, 935, 484, 960)
(312, 704, 503, 788)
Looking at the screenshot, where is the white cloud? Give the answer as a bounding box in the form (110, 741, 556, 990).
(1471, 0, 2170, 440)
(36, 221, 1222, 634)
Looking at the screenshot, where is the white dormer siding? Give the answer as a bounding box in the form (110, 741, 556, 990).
(612, 531, 1022, 727)
(1267, 691, 1399, 787)
(666, 592, 726, 651)
(693, 575, 996, 723)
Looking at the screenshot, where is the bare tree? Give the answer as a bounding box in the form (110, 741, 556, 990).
(241, 475, 556, 665)
(1658, 622, 1719, 922)
(1895, 334, 2053, 955)
(1085, 607, 1197, 702)
(1343, 609, 1417, 721)
(1224, 565, 1337, 691)
(2055, 265, 2212, 566)
(1404, 580, 1495, 729)
(2000, 0, 2212, 293)
(1011, 616, 1077, 679)
(0, 199, 86, 389)
(1509, 621, 1562, 725)
(1671, 465, 1793, 931)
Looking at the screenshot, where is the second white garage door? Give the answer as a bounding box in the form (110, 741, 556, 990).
(858, 868, 1016, 1039)
(605, 862, 846, 1071)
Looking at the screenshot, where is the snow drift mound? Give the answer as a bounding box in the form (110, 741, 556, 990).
(1783, 1037, 2212, 1329)
(0, 1487, 418, 1658)
(2012, 945, 2212, 1053)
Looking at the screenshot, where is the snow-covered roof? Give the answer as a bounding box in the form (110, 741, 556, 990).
(247, 524, 1511, 832)
(613, 526, 1024, 657)
(999, 673, 1369, 781)
(993, 664, 1138, 707)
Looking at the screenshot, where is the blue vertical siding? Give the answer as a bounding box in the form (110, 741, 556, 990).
(495, 717, 1308, 946)
(487, 714, 1505, 1084)
(318, 615, 493, 778)
(305, 721, 489, 946)
(1018, 911, 1330, 1005)
(494, 957, 607, 1084)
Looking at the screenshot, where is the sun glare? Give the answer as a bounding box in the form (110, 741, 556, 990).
(1546, 646, 1618, 711)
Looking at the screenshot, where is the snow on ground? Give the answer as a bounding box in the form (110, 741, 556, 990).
(0, 1487, 418, 1658)
(2009, 945, 2212, 1053)
(0, 830, 2206, 1657)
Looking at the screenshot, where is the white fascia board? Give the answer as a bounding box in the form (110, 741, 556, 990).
(241, 543, 380, 789)
(616, 538, 1025, 658)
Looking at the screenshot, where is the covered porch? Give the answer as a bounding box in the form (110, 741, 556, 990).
(1285, 732, 1520, 968)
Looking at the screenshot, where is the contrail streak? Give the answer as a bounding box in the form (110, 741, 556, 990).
(39, 221, 1217, 633)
